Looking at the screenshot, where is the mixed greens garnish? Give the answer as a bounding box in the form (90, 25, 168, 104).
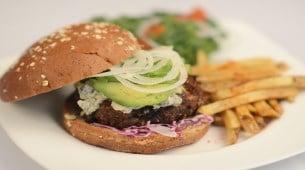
(91, 8, 225, 65)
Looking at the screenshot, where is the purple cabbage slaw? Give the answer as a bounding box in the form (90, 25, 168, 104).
(93, 115, 213, 137)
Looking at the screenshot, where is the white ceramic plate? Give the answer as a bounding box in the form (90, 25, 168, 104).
(0, 19, 304, 170)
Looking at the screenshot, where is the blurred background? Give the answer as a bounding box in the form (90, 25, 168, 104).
(0, 0, 304, 169)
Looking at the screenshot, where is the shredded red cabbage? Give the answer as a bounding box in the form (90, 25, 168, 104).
(92, 115, 213, 137)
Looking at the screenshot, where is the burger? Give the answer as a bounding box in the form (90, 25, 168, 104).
(0, 23, 213, 154)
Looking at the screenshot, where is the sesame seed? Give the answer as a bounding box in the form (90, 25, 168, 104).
(29, 62, 35, 67)
(2, 89, 7, 93)
(20, 62, 25, 66)
(73, 32, 79, 35)
(94, 35, 102, 39)
(117, 41, 123, 45)
(34, 46, 42, 52)
(42, 50, 47, 54)
(57, 34, 64, 38)
(118, 37, 124, 40)
(97, 23, 109, 27)
(18, 76, 22, 80)
(58, 28, 67, 34)
(70, 45, 75, 50)
(67, 121, 72, 128)
(127, 46, 135, 51)
(126, 31, 137, 41)
(29, 49, 34, 55)
(54, 35, 62, 39)
(42, 80, 49, 86)
(41, 74, 46, 79)
(31, 55, 36, 58)
(50, 32, 56, 37)
(113, 29, 119, 32)
(94, 28, 102, 34)
(59, 33, 67, 37)
(41, 57, 47, 60)
(60, 37, 71, 42)
(64, 114, 76, 120)
(64, 25, 72, 29)
(39, 37, 47, 44)
(14, 96, 18, 99)
(47, 39, 52, 42)
(16, 67, 20, 72)
(81, 32, 88, 35)
(85, 25, 93, 30)
(50, 42, 57, 48)
(101, 30, 108, 34)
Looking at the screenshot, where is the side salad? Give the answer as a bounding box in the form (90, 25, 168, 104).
(91, 8, 225, 65)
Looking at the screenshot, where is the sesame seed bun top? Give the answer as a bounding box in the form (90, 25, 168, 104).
(0, 23, 140, 102)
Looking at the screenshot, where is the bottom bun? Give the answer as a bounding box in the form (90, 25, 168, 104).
(63, 102, 210, 154)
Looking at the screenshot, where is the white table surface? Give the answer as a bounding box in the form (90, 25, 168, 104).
(0, 0, 304, 169)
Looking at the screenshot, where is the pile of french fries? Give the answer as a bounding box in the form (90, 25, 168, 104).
(191, 50, 305, 144)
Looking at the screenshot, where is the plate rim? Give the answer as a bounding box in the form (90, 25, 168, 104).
(1, 18, 305, 170)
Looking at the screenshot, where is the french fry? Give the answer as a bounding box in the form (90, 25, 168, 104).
(194, 58, 289, 86)
(213, 114, 224, 126)
(223, 110, 241, 129)
(238, 58, 288, 71)
(200, 80, 244, 92)
(213, 76, 294, 100)
(235, 106, 261, 134)
(196, 67, 282, 83)
(197, 71, 235, 82)
(253, 101, 280, 118)
(192, 57, 304, 145)
(247, 104, 256, 113)
(238, 58, 275, 67)
(222, 110, 241, 144)
(286, 96, 297, 103)
(196, 50, 208, 66)
(254, 115, 267, 128)
(189, 50, 210, 75)
(236, 68, 283, 81)
(226, 128, 240, 145)
(198, 87, 298, 115)
(294, 76, 305, 89)
(268, 99, 283, 114)
(189, 67, 214, 76)
(276, 62, 289, 71)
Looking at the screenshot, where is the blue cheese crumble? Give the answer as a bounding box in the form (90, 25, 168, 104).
(76, 83, 183, 115)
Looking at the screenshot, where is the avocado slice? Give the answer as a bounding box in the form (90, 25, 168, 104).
(143, 62, 172, 77)
(91, 77, 173, 108)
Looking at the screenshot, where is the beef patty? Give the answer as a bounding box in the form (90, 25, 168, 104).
(89, 76, 211, 129)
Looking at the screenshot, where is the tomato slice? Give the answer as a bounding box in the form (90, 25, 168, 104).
(145, 23, 166, 38)
(178, 8, 207, 22)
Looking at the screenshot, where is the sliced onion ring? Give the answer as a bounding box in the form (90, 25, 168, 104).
(90, 46, 188, 94)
